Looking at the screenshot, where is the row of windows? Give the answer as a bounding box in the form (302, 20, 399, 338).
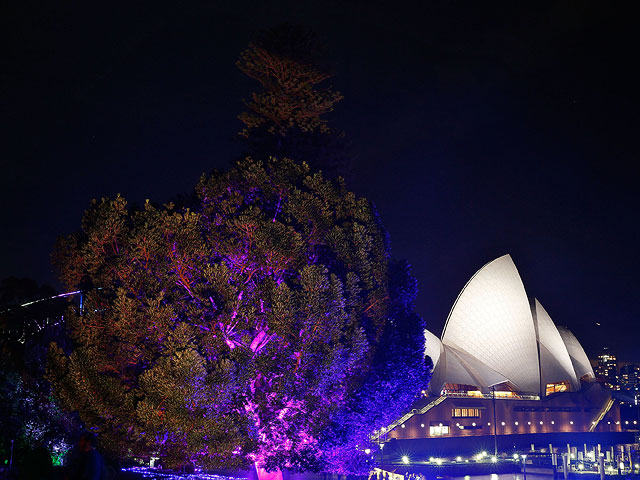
(452, 407, 480, 417)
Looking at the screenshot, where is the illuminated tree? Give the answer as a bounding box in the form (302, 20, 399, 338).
(0, 281, 80, 471)
(237, 25, 350, 178)
(237, 24, 342, 137)
(48, 157, 394, 474)
(320, 260, 430, 474)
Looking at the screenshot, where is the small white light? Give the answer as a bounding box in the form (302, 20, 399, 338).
(456, 456, 462, 462)
(421, 423, 425, 428)
(487, 422, 491, 426)
(402, 455, 410, 465)
(429, 457, 434, 462)
(515, 421, 519, 425)
(570, 421, 573, 425)
(501, 422, 505, 426)
(578, 464, 584, 470)
(513, 453, 519, 459)
(551, 421, 554, 424)
(528, 421, 531, 425)
(436, 458, 443, 465)
(364, 448, 371, 455)
(620, 462, 625, 469)
(540, 421, 543, 425)
(491, 456, 497, 463)
(472, 422, 476, 427)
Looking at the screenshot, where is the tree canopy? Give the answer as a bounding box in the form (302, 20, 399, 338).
(237, 25, 350, 179)
(48, 157, 414, 471)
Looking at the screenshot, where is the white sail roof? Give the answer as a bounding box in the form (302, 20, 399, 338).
(533, 299, 580, 391)
(441, 255, 540, 394)
(426, 255, 593, 396)
(557, 326, 595, 380)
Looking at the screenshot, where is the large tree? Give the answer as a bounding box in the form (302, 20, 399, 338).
(48, 157, 397, 473)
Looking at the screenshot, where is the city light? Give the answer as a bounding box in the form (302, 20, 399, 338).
(436, 458, 443, 465)
(364, 448, 371, 455)
(513, 454, 519, 459)
(491, 456, 497, 463)
(578, 464, 584, 470)
(402, 456, 410, 465)
(456, 456, 462, 462)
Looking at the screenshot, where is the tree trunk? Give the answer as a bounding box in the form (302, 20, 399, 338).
(255, 463, 283, 480)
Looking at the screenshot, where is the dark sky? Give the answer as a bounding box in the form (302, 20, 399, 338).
(3, 2, 638, 361)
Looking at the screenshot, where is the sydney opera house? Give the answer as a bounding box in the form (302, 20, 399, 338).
(380, 255, 632, 455)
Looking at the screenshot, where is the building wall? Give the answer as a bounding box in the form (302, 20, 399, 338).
(388, 386, 621, 441)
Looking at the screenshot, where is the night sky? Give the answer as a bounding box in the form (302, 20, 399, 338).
(3, 2, 638, 361)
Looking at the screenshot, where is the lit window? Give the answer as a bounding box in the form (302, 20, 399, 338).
(429, 425, 450, 436)
(452, 408, 480, 418)
(546, 381, 570, 396)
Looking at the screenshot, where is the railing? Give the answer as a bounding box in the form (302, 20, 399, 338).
(371, 395, 446, 441)
(589, 397, 614, 432)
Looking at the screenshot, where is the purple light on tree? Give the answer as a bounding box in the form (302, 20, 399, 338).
(47, 158, 428, 476)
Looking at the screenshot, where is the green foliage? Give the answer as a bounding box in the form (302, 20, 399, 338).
(237, 25, 343, 137)
(0, 280, 80, 469)
(49, 157, 390, 470)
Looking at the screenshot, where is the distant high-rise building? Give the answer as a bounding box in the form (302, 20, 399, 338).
(619, 364, 640, 391)
(596, 348, 619, 390)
